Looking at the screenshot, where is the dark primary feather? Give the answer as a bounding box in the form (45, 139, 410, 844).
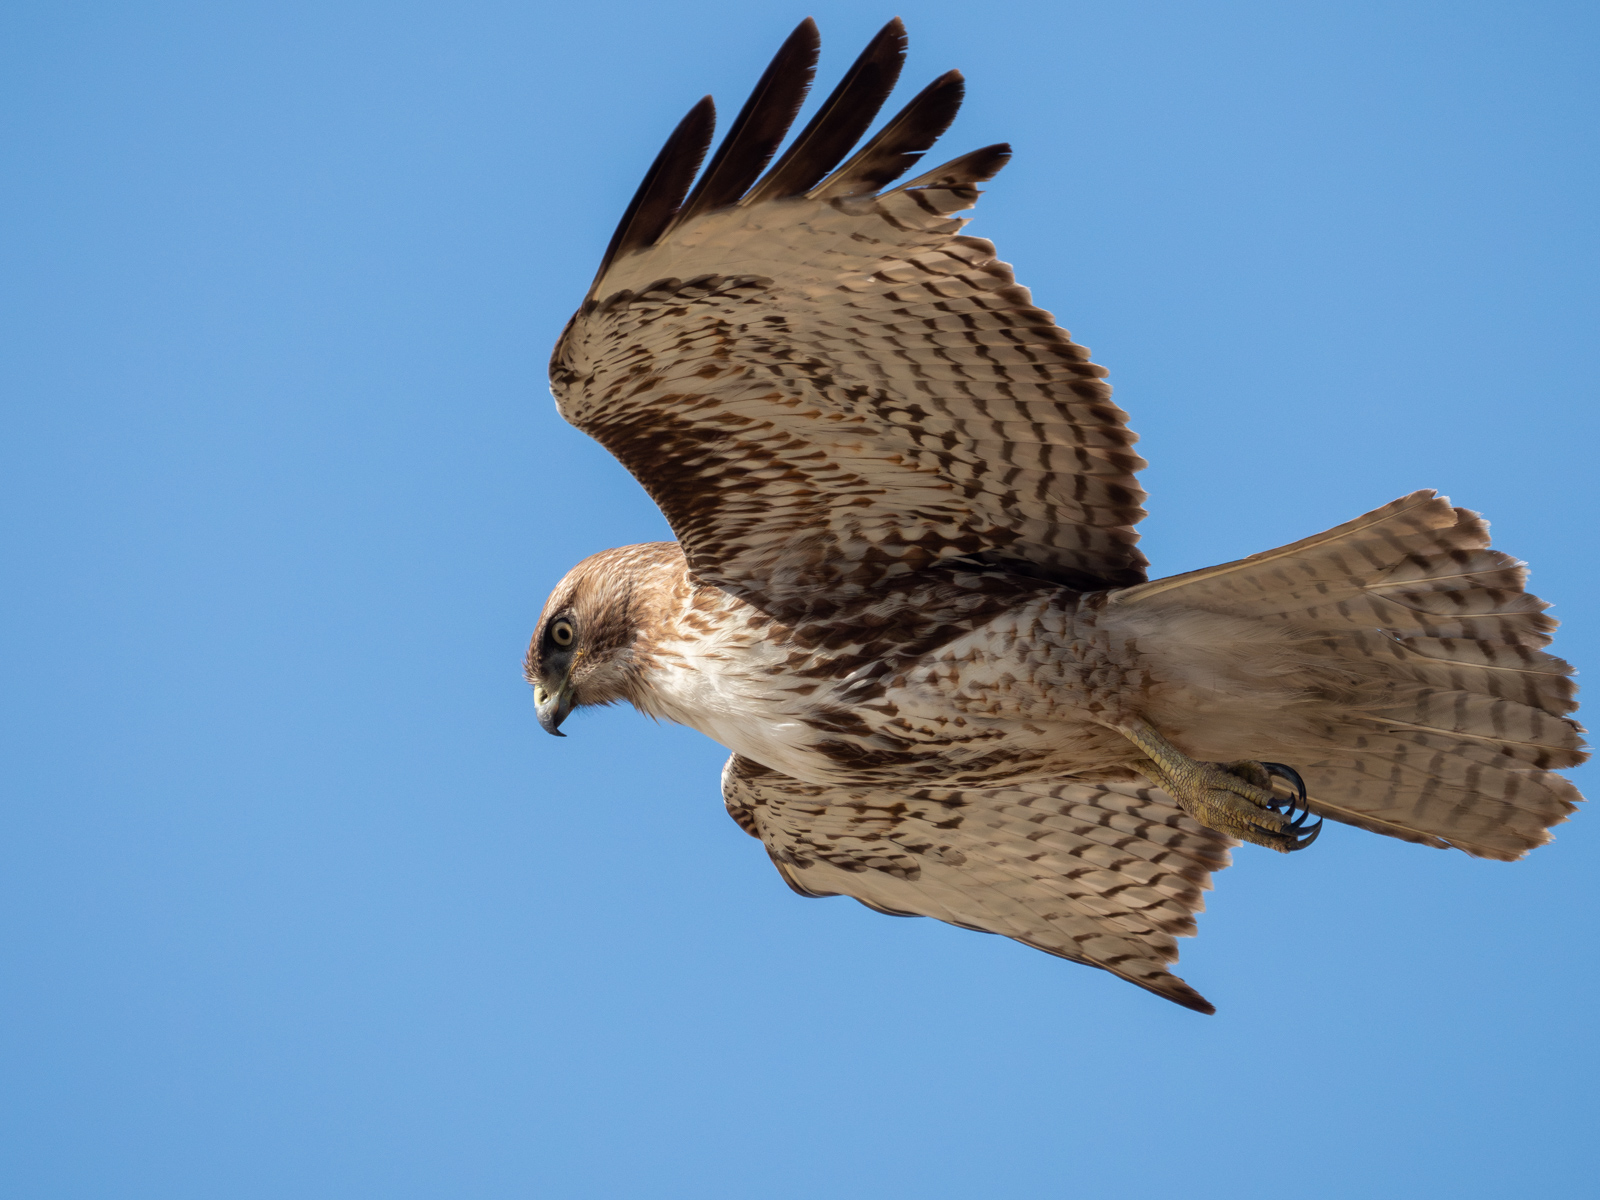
(896, 142, 1012, 191)
(672, 18, 821, 228)
(742, 17, 909, 205)
(812, 69, 966, 198)
(587, 95, 716, 297)
(590, 17, 963, 290)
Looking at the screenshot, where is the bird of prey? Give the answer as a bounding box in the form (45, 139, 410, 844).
(527, 18, 1586, 1012)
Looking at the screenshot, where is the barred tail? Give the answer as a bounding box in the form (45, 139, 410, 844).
(1112, 491, 1586, 860)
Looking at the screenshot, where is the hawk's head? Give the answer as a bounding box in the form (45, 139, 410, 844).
(525, 542, 683, 736)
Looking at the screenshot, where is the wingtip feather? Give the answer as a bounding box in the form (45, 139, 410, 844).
(743, 16, 910, 204)
(588, 95, 717, 296)
(812, 68, 967, 199)
(673, 18, 822, 226)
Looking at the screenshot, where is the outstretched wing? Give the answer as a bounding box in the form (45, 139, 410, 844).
(552, 19, 1147, 615)
(721, 754, 1234, 1013)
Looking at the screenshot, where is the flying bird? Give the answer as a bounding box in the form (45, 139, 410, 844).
(527, 18, 1586, 1012)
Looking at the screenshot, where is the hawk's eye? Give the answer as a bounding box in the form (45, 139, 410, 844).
(550, 619, 575, 647)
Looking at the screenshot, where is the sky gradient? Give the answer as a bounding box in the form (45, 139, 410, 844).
(4, 2, 1597, 1196)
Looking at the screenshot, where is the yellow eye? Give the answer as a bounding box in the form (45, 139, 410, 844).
(551, 619, 575, 647)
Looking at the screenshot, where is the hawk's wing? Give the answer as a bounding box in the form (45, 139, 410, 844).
(721, 754, 1234, 1013)
(551, 20, 1147, 615)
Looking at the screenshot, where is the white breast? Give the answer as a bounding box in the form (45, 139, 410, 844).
(633, 630, 830, 782)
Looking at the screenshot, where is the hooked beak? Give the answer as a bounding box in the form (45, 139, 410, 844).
(533, 678, 574, 737)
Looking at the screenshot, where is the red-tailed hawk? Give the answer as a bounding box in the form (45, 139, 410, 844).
(526, 19, 1586, 1012)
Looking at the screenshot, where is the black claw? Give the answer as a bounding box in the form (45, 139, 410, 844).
(1289, 818, 1324, 850)
(1260, 761, 1309, 825)
(1262, 762, 1307, 804)
(1255, 762, 1320, 850)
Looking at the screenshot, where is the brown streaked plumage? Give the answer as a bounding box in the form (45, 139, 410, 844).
(527, 20, 1586, 1013)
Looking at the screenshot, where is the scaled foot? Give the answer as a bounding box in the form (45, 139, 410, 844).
(1117, 718, 1322, 852)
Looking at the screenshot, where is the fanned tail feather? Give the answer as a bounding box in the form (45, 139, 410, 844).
(1113, 491, 1586, 859)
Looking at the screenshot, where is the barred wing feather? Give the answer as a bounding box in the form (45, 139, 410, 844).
(550, 20, 1146, 613)
(722, 754, 1234, 1013)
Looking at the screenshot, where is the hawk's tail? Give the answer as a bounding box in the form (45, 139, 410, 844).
(1108, 491, 1586, 860)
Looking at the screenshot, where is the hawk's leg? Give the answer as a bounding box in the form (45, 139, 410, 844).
(1116, 718, 1323, 852)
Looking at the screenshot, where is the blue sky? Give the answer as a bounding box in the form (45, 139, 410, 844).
(3, 1, 1596, 1196)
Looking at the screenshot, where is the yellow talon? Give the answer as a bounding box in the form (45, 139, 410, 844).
(1116, 718, 1322, 852)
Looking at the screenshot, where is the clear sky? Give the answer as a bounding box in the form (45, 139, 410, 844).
(3, 1, 1596, 1197)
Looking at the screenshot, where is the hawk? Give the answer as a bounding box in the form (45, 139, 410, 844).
(526, 19, 1586, 1012)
